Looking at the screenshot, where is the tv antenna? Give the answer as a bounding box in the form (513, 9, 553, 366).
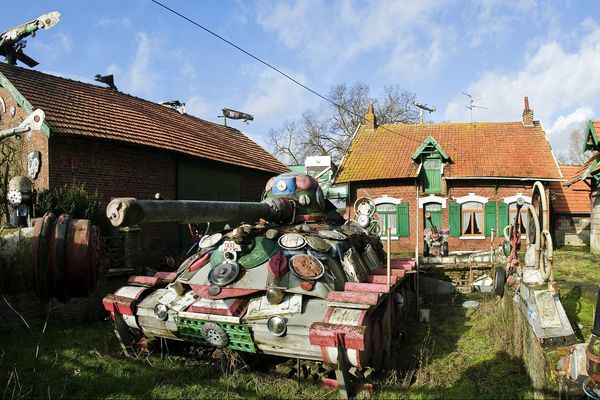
(411, 100, 436, 124)
(463, 92, 487, 123)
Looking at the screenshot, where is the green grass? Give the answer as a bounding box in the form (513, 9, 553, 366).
(1, 246, 598, 399)
(553, 246, 600, 341)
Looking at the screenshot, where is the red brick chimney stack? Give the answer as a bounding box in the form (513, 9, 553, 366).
(522, 96, 534, 126)
(364, 103, 377, 130)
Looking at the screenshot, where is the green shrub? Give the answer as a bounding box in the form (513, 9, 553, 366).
(35, 184, 102, 225)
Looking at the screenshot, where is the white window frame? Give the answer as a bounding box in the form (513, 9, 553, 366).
(418, 194, 446, 209)
(455, 194, 487, 239)
(373, 196, 402, 240)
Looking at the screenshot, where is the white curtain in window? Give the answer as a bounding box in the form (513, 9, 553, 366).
(462, 212, 471, 234)
(388, 215, 397, 235)
(474, 212, 483, 234)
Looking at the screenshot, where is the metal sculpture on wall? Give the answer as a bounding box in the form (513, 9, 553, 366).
(103, 172, 416, 397)
(27, 151, 41, 179)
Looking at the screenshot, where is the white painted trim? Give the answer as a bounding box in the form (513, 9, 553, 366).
(373, 195, 402, 205)
(419, 194, 447, 208)
(503, 193, 532, 204)
(455, 193, 488, 205)
(459, 235, 486, 240)
(380, 237, 399, 241)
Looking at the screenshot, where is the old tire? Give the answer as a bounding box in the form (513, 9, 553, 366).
(493, 266, 506, 297)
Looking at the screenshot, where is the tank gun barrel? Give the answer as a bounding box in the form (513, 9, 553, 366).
(106, 197, 293, 227)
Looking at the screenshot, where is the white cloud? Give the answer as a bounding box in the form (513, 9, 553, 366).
(94, 17, 131, 28)
(240, 69, 311, 123)
(444, 23, 600, 154)
(464, 0, 538, 48)
(127, 32, 160, 96)
(185, 95, 213, 120)
(256, 0, 446, 79)
(548, 106, 594, 155)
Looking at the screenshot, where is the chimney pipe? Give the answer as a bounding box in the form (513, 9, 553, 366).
(522, 96, 534, 126)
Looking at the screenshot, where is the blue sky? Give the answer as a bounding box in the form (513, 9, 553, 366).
(3, 1, 600, 160)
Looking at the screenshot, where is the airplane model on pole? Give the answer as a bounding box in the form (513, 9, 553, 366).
(0, 11, 61, 67)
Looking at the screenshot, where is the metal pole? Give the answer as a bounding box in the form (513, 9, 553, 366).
(387, 226, 391, 286)
(416, 185, 420, 313)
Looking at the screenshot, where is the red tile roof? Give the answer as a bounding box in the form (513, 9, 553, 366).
(565, 152, 600, 186)
(336, 121, 561, 183)
(0, 64, 288, 174)
(550, 165, 591, 214)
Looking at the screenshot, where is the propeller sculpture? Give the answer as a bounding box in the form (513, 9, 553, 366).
(0, 11, 61, 67)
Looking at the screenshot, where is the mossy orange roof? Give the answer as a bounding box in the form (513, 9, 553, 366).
(336, 122, 561, 183)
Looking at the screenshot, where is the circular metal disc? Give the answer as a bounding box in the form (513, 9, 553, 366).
(201, 322, 229, 347)
(289, 254, 325, 280)
(305, 235, 331, 253)
(318, 230, 347, 240)
(278, 233, 306, 250)
(199, 233, 223, 249)
(208, 261, 240, 287)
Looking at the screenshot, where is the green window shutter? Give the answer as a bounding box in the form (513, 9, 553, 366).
(449, 202, 461, 237)
(484, 201, 497, 237)
(397, 202, 410, 237)
(497, 202, 508, 236)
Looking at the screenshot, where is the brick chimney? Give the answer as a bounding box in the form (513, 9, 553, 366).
(522, 96, 534, 126)
(363, 103, 377, 130)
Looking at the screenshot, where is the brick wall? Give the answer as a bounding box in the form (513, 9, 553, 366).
(351, 178, 543, 253)
(48, 134, 179, 266)
(554, 214, 590, 247)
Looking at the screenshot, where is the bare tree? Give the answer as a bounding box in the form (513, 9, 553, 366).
(268, 82, 419, 164)
(557, 129, 592, 165)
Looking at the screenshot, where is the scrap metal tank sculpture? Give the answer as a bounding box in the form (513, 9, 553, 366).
(103, 172, 415, 395)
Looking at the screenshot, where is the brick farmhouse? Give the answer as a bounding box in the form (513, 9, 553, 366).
(0, 64, 288, 265)
(335, 98, 562, 254)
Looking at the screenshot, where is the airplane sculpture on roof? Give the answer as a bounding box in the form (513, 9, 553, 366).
(0, 11, 61, 67)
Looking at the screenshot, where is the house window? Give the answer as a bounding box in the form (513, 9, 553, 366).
(509, 202, 529, 234)
(462, 201, 483, 236)
(424, 203, 442, 229)
(376, 203, 397, 236)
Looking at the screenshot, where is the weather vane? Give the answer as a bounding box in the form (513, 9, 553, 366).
(411, 100, 436, 124)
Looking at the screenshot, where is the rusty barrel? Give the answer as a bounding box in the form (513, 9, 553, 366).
(106, 197, 293, 228)
(31, 213, 101, 301)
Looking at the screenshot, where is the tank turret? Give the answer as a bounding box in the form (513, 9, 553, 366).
(102, 172, 415, 396)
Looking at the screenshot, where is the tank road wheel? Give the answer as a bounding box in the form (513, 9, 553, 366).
(369, 316, 384, 371)
(201, 322, 229, 347)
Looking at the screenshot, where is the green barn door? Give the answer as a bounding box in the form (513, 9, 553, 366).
(177, 158, 241, 253)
